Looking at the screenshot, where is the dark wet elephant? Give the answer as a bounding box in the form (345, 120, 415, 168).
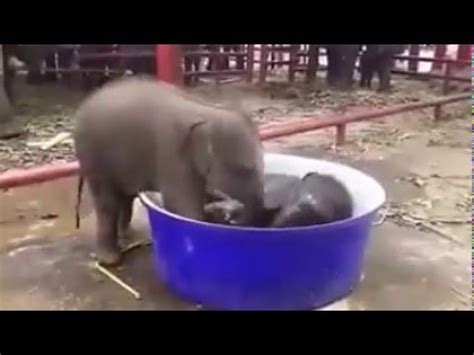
(2, 44, 77, 103)
(74, 77, 265, 266)
(262, 173, 353, 227)
(360, 45, 406, 91)
(325, 45, 361, 89)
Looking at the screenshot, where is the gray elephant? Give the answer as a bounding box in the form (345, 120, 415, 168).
(5, 44, 76, 84)
(360, 45, 406, 91)
(0, 71, 11, 124)
(74, 77, 265, 265)
(2, 44, 77, 103)
(325, 45, 361, 89)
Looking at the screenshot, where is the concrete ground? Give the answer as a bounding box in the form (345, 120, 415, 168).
(0, 79, 471, 310)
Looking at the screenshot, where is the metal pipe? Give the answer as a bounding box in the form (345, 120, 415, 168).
(394, 55, 470, 65)
(408, 45, 420, 72)
(391, 69, 470, 82)
(182, 51, 248, 58)
(432, 45, 447, 71)
(41, 68, 126, 75)
(442, 61, 452, 95)
(0, 93, 469, 190)
(78, 52, 156, 60)
(0, 162, 80, 190)
(259, 45, 268, 83)
(258, 93, 469, 140)
(71, 52, 472, 66)
(184, 69, 247, 77)
(246, 44, 254, 83)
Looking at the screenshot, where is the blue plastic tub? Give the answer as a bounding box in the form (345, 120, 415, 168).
(139, 153, 386, 310)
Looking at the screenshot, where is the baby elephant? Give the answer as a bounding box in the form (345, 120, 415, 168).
(74, 77, 265, 265)
(264, 172, 353, 228)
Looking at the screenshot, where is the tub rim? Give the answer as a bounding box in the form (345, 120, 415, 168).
(138, 153, 386, 233)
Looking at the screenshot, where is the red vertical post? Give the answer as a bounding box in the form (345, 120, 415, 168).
(432, 45, 447, 71)
(456, 45, 470, 70)
(259, 45, 269, 84)
(156, 44, 183, 85)
(288, 44, 298, 83)
(408, 44, 420, 72)
(457, 45, 470, 61)
(246, 44, 254, 83)
(335, 124, 346, 146)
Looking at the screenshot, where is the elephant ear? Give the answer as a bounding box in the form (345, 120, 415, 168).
(187, 120, 214, 179)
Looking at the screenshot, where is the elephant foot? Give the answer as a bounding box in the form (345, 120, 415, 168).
(335, 82, 352, 91)
(118, 227, 135, 248)
(377, 86, 391, 93)
(96, 245, 122, 266)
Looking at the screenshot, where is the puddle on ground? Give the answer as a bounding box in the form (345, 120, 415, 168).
(0, 176, 92, 250)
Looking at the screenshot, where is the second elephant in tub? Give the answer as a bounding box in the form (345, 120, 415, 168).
(74, 77, 265, 265)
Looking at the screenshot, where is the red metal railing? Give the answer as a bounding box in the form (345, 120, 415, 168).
(0, 92, 468, 190)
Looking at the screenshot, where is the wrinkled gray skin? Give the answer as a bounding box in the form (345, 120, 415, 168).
(74, 77, 265, 265)
(266, 172, 353, 228)
(360, 45, 406, 91)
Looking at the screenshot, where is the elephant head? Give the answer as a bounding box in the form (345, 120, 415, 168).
(189, 109, 265, 226)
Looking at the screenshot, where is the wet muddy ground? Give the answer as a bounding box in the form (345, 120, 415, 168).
(0, 76, 471, 310)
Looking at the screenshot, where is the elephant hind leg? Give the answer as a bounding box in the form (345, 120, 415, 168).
(119, 196, 134, 239)
(366, 62, 375, 89)
(359, 53, 370, 87)
(88, 178, 122, 266)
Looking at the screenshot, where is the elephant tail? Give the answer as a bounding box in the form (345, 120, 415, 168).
(75, 175, 84, 229)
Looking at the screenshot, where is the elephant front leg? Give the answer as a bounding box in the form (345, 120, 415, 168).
(364, 57, 375, 89)
(325, 47, 338, 86)
(119, 196, 134, 239)
(160, 173, 206, 222)
(359, 53, 370, 88)
(339, 49, 358, 90)
(377, 56, 393, 92)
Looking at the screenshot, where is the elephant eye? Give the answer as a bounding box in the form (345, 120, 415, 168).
(234, 164, 255, 177)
